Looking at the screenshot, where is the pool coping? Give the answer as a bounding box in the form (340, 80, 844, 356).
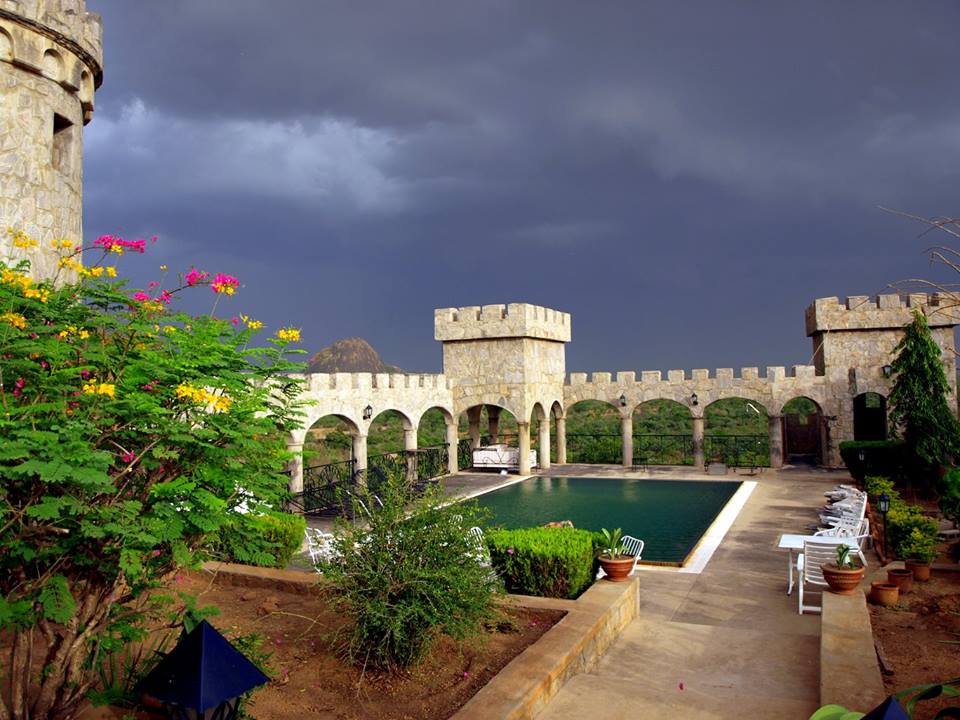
(463, 474, 757, 575)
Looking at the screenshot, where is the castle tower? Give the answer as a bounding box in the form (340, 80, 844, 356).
(0, 0, 103, 279)
(435, 303, 571, 473)
(806, 293, 960, 446)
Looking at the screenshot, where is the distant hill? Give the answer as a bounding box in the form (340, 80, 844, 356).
(307, 337, 403, 374)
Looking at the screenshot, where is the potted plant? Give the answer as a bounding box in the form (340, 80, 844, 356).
(821, 544, 865, 595)
(597, 528, 635, 582)
(900, 529, 937, 582)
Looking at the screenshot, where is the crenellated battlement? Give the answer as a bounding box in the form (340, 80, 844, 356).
(567, 365, 818, 386)
(301, 372, 450, 392)
(435, 302, 571, 342)
(805, 293, 960, 335)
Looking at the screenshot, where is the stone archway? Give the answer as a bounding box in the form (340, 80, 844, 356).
(853, 392, 888, 441)
(781, 396, 825, 466)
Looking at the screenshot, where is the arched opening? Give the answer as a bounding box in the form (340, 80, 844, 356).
(415, 407, 455, 482)
(565, 399, 621, 464)
(782, 396, 824, 465)
(550, 401, 564, 464)
(0, 28, 12, 62)
(633, 399, 694, 466)
(854, 392, 887, 441)
(704, 398, 769, 467)
(301, 413, 361, 514)
(457, 404, 520, 470)
(42, 49, 63, 82)
(365, 409, 414, 487)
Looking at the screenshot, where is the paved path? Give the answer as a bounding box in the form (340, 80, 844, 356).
(536, 466, 846, 720)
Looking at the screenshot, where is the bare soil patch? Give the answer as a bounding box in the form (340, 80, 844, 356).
(870, 571, 960, 720)
(175, 572, 564, 720)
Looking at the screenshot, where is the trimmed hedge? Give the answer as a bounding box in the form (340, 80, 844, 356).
(839, 440, 905, 481)
(215, 511, 307, 568)
(486, 527, 595, 599)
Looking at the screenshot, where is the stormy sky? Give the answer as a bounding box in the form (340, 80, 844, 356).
(83, 1, 960, 374)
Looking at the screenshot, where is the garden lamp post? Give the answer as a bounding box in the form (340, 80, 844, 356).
(878, 492, 891, 560)
(138, 620, 269, 720)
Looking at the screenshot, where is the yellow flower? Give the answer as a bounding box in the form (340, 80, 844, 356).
(1, 311, 27, 330)
(9, 229, 37, 249)
(82, 381, 115, 398)
(248, 320, 264, 331)
(276, 327, 301, 343)
(106, 266, 117, 278)
(163, 325, 177, 334)
(176, 383, 231, 413)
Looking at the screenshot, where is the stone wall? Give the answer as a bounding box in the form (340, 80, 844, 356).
(0, 0, 101, 279)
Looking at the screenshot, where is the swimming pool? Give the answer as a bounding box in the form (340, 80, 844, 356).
(473, 476, 742, 565)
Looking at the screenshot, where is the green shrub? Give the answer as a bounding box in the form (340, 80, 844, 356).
(940, 467, 960, 525)
(487, 527, 595, 599)
(839, 440, 905, 481)
(887, 504, 938, 561)
(215, 512, 307, 569)
(864, 475, 898, 502)
(897, 527, 939, 563)
(320, 473, 498, 670)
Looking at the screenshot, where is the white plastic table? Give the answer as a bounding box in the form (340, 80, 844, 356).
(776, 534, 859, 595)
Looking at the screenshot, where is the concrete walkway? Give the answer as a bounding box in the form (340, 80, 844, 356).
(533, 465, 846, 720)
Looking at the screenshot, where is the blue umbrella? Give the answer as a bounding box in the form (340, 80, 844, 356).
(862, 696, 910, 720)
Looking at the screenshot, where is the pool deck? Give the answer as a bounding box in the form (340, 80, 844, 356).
(526, 464, 844, 720)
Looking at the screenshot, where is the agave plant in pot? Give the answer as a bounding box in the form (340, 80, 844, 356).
(597, 528, 635, 582)
(821, 544, 865, 595)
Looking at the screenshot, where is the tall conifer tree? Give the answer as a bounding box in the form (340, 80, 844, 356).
(888, 310, 960, 471)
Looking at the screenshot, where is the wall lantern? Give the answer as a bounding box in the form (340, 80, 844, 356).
(619, 393, 627, 407)
(138, 620, 269, 720)
(881, 364, 893, 379)
(690, 392, 699, 407)
(362, 404, 373, 420)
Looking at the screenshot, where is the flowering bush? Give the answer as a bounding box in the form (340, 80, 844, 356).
(0, 230, 304, 719)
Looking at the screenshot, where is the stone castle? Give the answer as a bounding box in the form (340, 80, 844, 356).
(0, 0, 102, 278)
(4, 2, 958, 498)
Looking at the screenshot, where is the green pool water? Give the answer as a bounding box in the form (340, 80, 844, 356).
(474, 477, 741, 564)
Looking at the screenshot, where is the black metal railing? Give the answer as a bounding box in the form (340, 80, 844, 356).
(480, 434, 518, 447)
(565, 433, 622, 465)
(633, 434, 695, 466)
(292, 458, 359, 515)
(458, 438, 474, 470)
(415, 445, 449, 483)
(704, 435, 769, 467)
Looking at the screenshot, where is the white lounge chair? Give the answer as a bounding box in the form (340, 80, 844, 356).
(467, 526, 490, 566)
(797, 540, 837, 615)
(621, 535, 645, 575)
(304, 527, 336, 565)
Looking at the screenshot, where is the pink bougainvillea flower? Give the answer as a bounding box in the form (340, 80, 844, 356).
(210, 273, 240, 295)
(157, 290, 172, 304)
(185, 268, 209, 287)
(148, 281, 160, 288)
(507, 548, 514, 555)
(132, 291, 150, 302)
(120, 451, 135, 463)
(80, 370, 92, 380)
(231, 316, 239, 326)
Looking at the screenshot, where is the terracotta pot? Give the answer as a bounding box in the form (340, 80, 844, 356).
(870, 582, 899, 607)
(820, 563, 865, 595)
(886, 568, 914, 594)
(905, 559, 931, 582)
(598, 555, 635, 582)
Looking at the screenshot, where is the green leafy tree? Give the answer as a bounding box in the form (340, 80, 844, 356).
(888, 310, 960, 475)
(0, 230, 304, 720)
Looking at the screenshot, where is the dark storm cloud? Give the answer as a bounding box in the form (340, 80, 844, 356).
(84, 0, 960, 373)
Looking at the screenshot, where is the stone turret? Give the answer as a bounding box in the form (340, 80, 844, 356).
(0, 0, 103, 279)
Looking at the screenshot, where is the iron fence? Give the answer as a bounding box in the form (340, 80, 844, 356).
(704, 434, 769, 467)
(633, 434, 695, 466)
(292, 458, 358, 515)
(565, 433, 622, 465)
